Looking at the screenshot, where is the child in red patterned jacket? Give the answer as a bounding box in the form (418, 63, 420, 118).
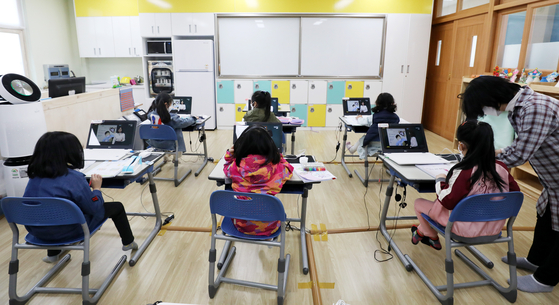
(223, 125, 294, 236)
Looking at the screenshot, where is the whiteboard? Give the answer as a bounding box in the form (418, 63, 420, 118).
(300, 17, 384, 77)
(218, 17, 300, 76)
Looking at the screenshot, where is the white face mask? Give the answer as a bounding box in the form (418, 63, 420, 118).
(458, 146, 464, 159)
(482, 106, 502, 116)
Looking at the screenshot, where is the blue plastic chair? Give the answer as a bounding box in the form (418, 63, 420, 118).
(1, 197, 127, 305)
(405, 192, 524, 305)
(139, 124, 191, 187)
(208, 190, 290, 305)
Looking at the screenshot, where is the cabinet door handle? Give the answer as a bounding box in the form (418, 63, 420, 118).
(157, 26, 160, 34)
(134, 47, 137, 55)
(94, 48, 96, 55)
(407, 65, 410, 73)
(189, 24, 192, 33)
(401, 65, 404, 73)
(152, 26, 154, 34)
(129, 48, 131, 55)
(99, 48, 101, 55)
(195, 24, 197, 33)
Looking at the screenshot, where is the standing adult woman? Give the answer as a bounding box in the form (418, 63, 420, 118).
(461, 76, 559, 293)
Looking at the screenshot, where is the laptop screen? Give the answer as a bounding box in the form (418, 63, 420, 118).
(271, 97, 279, 115)
(379, 123, 429, 153)
(86, 120, 137, 149)
(342, 97, 371, 116)
(172, 96, 192, 114)
(233, 123, 283, 151)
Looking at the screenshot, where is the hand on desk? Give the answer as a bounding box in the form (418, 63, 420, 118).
(90, 174, 103, 191)
(435, 173, 447, 180)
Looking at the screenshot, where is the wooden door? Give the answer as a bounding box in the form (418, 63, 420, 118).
(443, 14, 487, 140)
(422, 22, 453, 136)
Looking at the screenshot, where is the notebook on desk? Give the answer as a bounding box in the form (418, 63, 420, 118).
(342, 97, 372, 126)
(379, 123, 449, 165)
(83, 120, 137, 161)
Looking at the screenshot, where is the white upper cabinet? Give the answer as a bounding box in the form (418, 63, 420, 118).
(75, 17, 115, 57)
(140, 13, 172, 37)
(129, 17, 143, 56)
(171, 13, 215, 36)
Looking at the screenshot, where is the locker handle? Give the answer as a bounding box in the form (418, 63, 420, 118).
(237, 107, 242, 112)
(329, 84, 333, 90)
(255, 84, 259, 89)
(219, 84, 223, 89)
(328, 107, 332, 113)
(274, 84, 278, 89)
(347, 84, 352, 90)
(237, 84, 241, 89)
(311, 84, 315, 89)
(310, 107, 315, 113)
(219, 107, 224, 112)
(401, 65, 404, 73)
(292, 84, 296, 89)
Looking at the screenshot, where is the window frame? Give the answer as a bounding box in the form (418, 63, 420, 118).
(0, 0, 29, 77)
(520, 0, 559, 73)
(491, 6, 528, 70)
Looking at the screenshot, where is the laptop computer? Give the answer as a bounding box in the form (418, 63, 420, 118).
(83, 120, 137, 160)
(379, 123, 449, 165)
(233, 122, 283, 151)
(342, 97, 372, 126)
(171, 96, 192, 115)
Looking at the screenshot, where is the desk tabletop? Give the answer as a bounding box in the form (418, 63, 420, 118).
(379, 155, 436, 182)
(208, 155, 320, 185)
(84, 152, 164, 180)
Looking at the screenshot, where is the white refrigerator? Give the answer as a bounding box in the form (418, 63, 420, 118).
(173, 39, 216, 129)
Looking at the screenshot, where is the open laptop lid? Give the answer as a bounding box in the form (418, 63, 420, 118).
(233, 123, 283, 151)
(86, 120, 137, 149)
(342, 97, 371, 116)
(172, 96, 192, 114)
(271, 97, 279, 115)
(379, 123, 429, 153)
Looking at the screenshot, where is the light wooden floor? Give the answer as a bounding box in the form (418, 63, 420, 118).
(1, 128, 558, 305)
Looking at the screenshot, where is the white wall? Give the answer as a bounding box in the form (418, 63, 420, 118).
(22, 0, 84, 88)
(85, 57, 144, 84)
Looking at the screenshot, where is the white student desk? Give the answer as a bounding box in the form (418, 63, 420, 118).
(378, 155, 440, 271)
(208, 156, 320, 275)
(85, 152, 164, 266)
(180, 116, 212, 176)
(338, 116, 376, 186)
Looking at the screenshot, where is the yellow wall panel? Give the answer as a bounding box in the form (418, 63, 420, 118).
(75, 0, 139, 17)
(272, 81, 290, 104)
(308, 104, 326, 127)
(235, 103, 246, 122)
(345, 81, 364, 98)
(137, 0, 433, 14)
(138, 0, 235, 13)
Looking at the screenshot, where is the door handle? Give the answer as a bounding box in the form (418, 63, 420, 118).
(401, 65, 404, 73)
(152, 26, 154, 34)
(157, 26, 160, 34)
(407, 65, 410, 73)
(134, 47, 137, 55)
(99, 48, 101, 55)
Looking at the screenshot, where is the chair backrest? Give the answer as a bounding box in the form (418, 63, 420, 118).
(139, 124, 177, 141)
(1, 197, 86, 226)
(448, 191, 523, 223)
(210, 190, 286, 222)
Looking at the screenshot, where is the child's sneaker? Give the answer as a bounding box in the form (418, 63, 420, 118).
(411, 225, 423, 245)
(422, 235, 442, 250)
(122, 241, 139, 251)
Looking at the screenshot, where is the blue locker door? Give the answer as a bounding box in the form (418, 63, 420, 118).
(217, 80, 234, 104)
(290, 104, 308, 127)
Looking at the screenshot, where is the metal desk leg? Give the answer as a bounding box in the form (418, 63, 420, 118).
(379, 174, 413, 271)
(194, 125, 209, 177)
(300, 188, 309, 275)
(340, 124, 352, 177)
(127, 172, 162, 266)
(291, 131, 296, 155)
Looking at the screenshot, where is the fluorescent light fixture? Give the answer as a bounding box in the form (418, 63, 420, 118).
(334, 0, 355, 10)
(469, 35, 477, 68)
(147, 0, 172, 9)
(436, 40, 442, 66)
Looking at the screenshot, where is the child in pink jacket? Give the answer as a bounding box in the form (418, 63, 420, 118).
(412, 120, 520, 250)
(223, 125, 294, 236)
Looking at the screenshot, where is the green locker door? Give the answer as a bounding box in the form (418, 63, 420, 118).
(326, 81, 345, 104)
(253, 80, 272, 93)
(290, 104, 307, 127)
(308, 104, 326, 127)
(217, 80, 234, 104)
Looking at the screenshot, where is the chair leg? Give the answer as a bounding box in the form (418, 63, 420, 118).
(217, 240, 232, 270)
(173, 158, 191, 187)
(277, 254, 291, 305)
(405, 254, 455, 305)
(209, 246, 236, 298)
(465, 245, 494, 269)
(83, 255, 127, 305)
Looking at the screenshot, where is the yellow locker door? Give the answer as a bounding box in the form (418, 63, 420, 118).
(272, 81, 290, 104)
(308, 104, 326, 127)
(345, 81, 364, 98)
(235, 103, 246, 122)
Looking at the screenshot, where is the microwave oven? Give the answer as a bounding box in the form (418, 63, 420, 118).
(147, 41, 172, 54)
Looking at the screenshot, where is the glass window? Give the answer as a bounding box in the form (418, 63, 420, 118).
(525, 4, 559, 70)
(462, 0, 489, 11)
(496, 12, 526, 68)
(0, 31, 25, 75)
(0, 0, 22, 28)
(439, 0, 457, 17)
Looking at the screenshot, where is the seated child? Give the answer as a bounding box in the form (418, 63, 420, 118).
(243, 91, 281, 123)
(346, 93, 400, 159)
(411, 120, 520, 250)
(223, 125, 294, 236)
